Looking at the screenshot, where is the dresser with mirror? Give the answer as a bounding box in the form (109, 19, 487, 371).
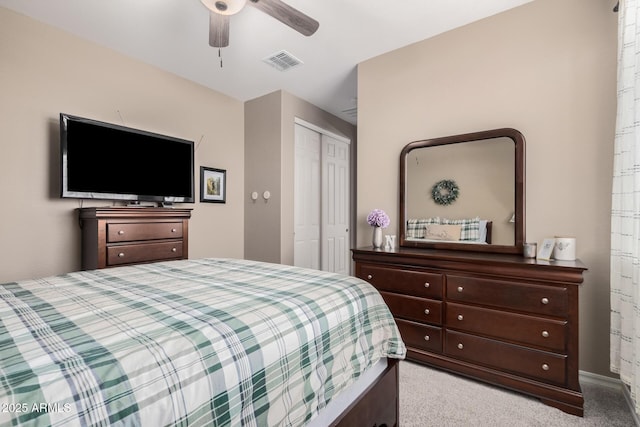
(352, 128, 587, 416)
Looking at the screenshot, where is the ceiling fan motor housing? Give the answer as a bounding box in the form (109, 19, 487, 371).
(201, 0, 247, 15)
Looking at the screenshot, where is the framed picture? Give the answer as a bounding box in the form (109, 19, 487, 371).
(200, 167, 226, 203)
(537, 238, 556, 260)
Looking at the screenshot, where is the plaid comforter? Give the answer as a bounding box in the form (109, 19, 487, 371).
(0, 258, 405, 427)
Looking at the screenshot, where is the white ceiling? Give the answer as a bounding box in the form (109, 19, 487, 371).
(0, 0, 533, 124)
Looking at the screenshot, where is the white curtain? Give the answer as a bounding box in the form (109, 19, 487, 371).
(611, 0, 640, 415)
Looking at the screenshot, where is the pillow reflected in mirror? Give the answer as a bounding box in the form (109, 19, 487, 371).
(406, 217, 441, 238)
(424, 224, 462, 241)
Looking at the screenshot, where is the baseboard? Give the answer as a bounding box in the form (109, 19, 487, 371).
(579, 370, 624, 389)
(579, 370, 640, 426)
(621, 383, 640, 427)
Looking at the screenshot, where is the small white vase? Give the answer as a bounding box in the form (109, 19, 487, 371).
(372, 226, 383, 249)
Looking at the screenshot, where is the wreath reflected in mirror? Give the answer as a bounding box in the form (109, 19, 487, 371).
(431, 179, 459, 205)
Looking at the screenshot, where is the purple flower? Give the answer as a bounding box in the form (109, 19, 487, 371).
(367, 209, 390, 228)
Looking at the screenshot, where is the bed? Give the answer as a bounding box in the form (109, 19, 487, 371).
(0, 258, 406, 427)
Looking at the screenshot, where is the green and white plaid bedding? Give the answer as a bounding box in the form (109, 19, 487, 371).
(0, 258, 405, 427)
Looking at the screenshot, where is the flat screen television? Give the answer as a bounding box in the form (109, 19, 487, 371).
(60, 113, 195, 204)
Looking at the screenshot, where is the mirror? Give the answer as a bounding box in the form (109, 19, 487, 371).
(399, 128, 525, 254)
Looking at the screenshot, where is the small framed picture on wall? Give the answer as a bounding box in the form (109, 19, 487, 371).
(200, 167, 226, 203)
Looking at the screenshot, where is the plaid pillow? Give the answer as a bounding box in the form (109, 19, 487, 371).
(407, 217, 440, 238)
(441, 217, 481, 241)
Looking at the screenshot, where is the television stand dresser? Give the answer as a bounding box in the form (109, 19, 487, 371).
(352, 246, 587, 416)
(79, 207, 191, 270)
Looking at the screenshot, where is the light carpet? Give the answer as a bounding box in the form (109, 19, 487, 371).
(399, 361, 636, 426)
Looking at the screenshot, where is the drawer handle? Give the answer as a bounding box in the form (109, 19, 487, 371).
(171, 248, 177, 253)
(457, 343, 464, 350)
(367, 274, 373, 280)
(118, 252, 125, 258)
(541, 297, 549, 305)
(118, 230, 124, 235)
(424, 282, 430, 288)
(542, 363, 550, 371)
(542, 331, 550, 338)
(457, 314, 464, 321)
(424, 335, 430, 341)
(171, 228, 177, 233)
(457, 286, 463, 293)
(424, 308, 430, 315)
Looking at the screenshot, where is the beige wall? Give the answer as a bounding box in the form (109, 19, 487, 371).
(244, 90, 356, 265)
(0, 8, 245, 282)
(244, 92, 283, 263)
(357, 0, 617, 377)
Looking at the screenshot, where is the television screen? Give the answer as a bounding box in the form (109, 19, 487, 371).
(60, 113, 195, 204)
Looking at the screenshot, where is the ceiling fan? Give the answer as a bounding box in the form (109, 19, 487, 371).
(200, 0, 319, 48)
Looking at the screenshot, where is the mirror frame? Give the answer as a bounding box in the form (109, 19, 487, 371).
(399, 128, 525, 255)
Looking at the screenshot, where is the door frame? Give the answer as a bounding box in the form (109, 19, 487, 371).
(295, 118, 351, 146)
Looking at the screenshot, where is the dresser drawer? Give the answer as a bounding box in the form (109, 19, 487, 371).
(107, 222, 183, 243)
(447, 275, 568, 317)
(445, 302, 567, 351)
(358, 264, 443, 299)
(380, 291, 442, 325)
(395, 318, 442, 353)
(107, 241, 183, 266)
(445, 330, 567, 385)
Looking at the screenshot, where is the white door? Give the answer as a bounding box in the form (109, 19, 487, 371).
(294, 123, 350, 273)
(294, 125, 321, 270)
(321, 135, 350, 275)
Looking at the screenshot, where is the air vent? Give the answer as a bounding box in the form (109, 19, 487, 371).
(341, 107, 358, 118)
(263, 50, 303, 71)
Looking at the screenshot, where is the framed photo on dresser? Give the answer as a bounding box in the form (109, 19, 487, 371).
(537, 238, 556, 260)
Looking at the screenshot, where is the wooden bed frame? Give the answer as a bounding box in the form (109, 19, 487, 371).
(332, 359, 399, 427)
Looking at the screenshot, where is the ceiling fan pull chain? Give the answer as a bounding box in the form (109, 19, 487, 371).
(219, 48, 223, 68)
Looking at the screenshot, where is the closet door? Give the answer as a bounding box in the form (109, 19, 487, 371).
(294, 123, 350, 273)
(294, 125, 321, 270)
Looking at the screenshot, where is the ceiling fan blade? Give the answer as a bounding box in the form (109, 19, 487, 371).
(248, 0, 319, 36)
(209, 12, 230, 47)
